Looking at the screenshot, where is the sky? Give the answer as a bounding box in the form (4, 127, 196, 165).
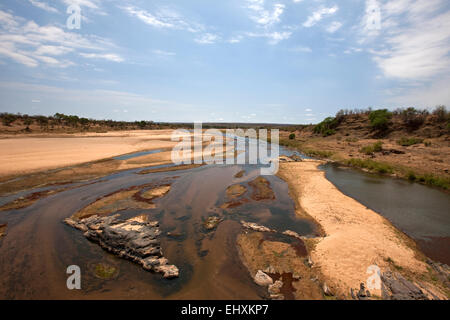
(0, 0, 449, 124)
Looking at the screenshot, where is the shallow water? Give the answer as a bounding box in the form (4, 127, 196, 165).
(113, 149, 163, 160)
(0, 140, 316, 299)
(321, 163, 450, 265)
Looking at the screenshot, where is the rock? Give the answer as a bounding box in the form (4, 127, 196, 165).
(263, 265, 275, 274)
(282, 230, 303, 240)
(268, 280, 283, 295)
(204, 216, 223, 230)
(241, 221, 275, 233)
(254, 270, 273, 287)
(380, 271, 428, 300)
(426, 259, 450, 287)
(305, 256, 313, 268)
(322, 282, 333, 296)
(64, 214, 179, 279)
(292, 272, 301, 280)
(270, 294, 285, 300)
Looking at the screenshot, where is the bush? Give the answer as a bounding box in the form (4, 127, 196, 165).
(1, 113, 17, 126)
(400, 107, 427, 130)
(344, 158, 393, 174)
(369, 109, 392, 131)
(397, 137, 423, 146)
(360, 141, 383, 155)
(432, 105, 448, 123)
(314, 117, 340, 136)
(289, 133, 295, 140)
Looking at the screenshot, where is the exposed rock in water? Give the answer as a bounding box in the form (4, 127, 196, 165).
(203, 216, 223, 230)
(350, 283, 371, 300)
(254, 270, 273, 287)
(241, 220, 275, 233)
(234, 170, 245, 178)
(380, 272, 429, 300)
(279, 155, 303, 162)
(0, 223, 6, 238)
(426, 259, 450, 288)
(64, 214, 179, 279)
(268, 280, 283, 295)
(322, 282, 333, 296)
(282, 230, 304, 240)
(248, 177, 275, 201)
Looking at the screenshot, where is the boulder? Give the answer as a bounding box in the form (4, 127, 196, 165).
(64, 214, 179, 279)
(268, 280, 283, 295)
(254, 270, 273, 287)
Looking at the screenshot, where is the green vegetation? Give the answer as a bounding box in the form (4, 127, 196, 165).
(406, 172, 450, 190)
(432, 105, 449, 123)
(360, 141, 383, 155)
(368, 109, 392, 132)
(399, 107, 428, 130)
(313, 117, 340, 136)
(343, 158, 394, 174)
(94, 263, 118, 280)
(289, 133, 296, 140)
(397, 137, 424, 146)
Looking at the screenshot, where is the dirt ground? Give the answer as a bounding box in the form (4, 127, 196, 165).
(280, 131, 450, 179)
(0, 130, 182, 177)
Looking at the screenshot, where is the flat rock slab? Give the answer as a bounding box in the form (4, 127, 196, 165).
(64, 214, 179, 279)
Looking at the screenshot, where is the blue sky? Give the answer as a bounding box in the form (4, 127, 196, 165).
(0, 0, 449, 123)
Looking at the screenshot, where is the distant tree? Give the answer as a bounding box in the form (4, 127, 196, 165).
(400, 107, 427, 130)
(432, 105, 448, 123)
(289, 133, 295, 140)
(369, 109, 392, 132)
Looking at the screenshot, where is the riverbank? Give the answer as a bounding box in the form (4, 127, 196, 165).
(279, 133, 450, 191)
(0, 130, 181, 178)
(277, 160, 449, 299)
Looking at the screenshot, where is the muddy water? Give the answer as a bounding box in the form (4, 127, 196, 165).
(321, 163, 450, 265)
(0, 141, 316, 299)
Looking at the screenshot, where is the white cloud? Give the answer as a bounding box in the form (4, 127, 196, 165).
(0, 10, 121, 68)
(326, 21, 342, 33)
(121, 6, 204, 33)
(194, 33, 219, 45)
(289, 46, 312, 53)
(303, 6, 339, 28)
(246, 0, 285, 27)
(247, 31, 291, 45)
(152, 49, 176, 56)
(79, 53, 124, 62)
(29, 0, 59, 13)
(61, 0, 98, 10)
(361, 0, 450, 80)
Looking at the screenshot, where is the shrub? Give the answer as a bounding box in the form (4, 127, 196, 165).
(432, 105, 448, 123)
(400, 107, 427, 130)
(369, 109, 392, 131)
(314, 117, 340, 136)
(344, 158, 393, 174)
(1, 113, 17, 126)
(397, 137, 423, 146)
(360, 141, 383, 155)
(289, 133, 295, 140)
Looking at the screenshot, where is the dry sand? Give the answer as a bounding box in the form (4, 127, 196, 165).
(278, 160, 431, 297)
(0, 130, 181, 177)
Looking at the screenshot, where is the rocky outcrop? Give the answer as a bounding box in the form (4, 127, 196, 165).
(64, 214, 179, 279)
(426, 259, 450, 288)
(380, 271, 429, 300)
(204, 216, 223, 230)
(241, 220, 275, 233)
(254, 270, 273, 287)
